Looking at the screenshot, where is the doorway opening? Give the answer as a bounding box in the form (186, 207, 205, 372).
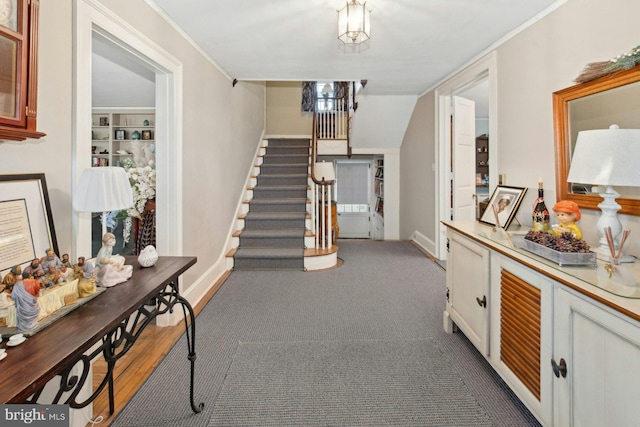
(90, 32, 156, 256)
(334, 159, 372, 239)
(74, 0, 183, 259)
(435, 53, 497, 259)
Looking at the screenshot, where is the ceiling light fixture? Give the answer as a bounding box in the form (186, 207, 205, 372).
(337, 0, 371, 45)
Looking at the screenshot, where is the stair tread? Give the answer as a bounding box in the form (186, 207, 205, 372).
(232, 228, 314, 237)
(257, 174, 308, 178)
(258, 163, 309, 166)
(244, 211, 308, 218)
(249, 185, 309, 190)
(248, 198, 309, 204)
(234, 247, 304, 259)
(240, 229, 305, 237)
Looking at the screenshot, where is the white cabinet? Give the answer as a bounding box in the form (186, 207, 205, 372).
(443, 221, 640, 427)
(553, 288, 640, 427)
(444, 229, 490, 356)
(91, 108, 155, 167)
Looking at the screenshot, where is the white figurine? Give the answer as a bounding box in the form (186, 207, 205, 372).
(138, 245, 158, 267)
(95, 232, 133, 287)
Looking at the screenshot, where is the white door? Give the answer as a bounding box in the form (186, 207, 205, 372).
(452, 96, 477, 221)
(335, 161, 370, 238)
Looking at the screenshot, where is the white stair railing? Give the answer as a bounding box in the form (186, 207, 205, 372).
(316, 112, 347, 139)
(313, 181, 333, 250)
(310, 113, 336, 250)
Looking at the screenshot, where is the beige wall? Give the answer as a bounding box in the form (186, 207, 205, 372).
(401, 0, 640, 256)
(266, 82, 312, 136)
(400, 93, 435, 241)
(0, 0, 266, 291)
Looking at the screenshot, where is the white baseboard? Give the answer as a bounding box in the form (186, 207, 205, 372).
(156, 255, 229, 327)
(410, 230, 437, 258)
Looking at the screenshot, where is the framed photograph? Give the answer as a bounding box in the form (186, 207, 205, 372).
(141, 130, 152, 140)
(115, 130, 125, 140)
(99, 117, 108, 126)
(479, 185, 527, 229)
(0, 174, 58, 275)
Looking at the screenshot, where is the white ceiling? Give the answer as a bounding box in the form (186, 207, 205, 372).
(149, 0, 563, 95)
(92, 33, 156, 107)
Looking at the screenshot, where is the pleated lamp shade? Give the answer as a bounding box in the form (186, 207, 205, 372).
(314, 161, 335, 182)
(73, 167, 133, 213)
(567, 125, 640, 187)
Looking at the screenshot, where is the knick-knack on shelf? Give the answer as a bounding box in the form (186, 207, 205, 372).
(138, 245, 158, 267)
(532, 178, 549, 232)
(550, 200, 582, 240)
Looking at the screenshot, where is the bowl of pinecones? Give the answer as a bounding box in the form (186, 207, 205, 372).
(511, 230, 596, 267)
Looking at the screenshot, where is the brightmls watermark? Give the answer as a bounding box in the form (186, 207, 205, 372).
(1, 405, 69, 426)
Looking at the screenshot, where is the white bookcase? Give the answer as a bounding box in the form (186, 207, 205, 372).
(371, 156, 384, 240)
(91, 108, 155, 167)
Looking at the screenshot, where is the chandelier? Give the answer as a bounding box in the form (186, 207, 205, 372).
(337, 0, 371, 45)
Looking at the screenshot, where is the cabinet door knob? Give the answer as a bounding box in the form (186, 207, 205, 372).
(476, 295, 487, 308)
(551, 358, 567, 378)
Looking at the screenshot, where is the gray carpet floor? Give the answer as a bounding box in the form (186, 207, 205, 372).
(112, 240, 540, 427)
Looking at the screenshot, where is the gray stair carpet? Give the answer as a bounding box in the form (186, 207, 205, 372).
(234, 138, 310, 270)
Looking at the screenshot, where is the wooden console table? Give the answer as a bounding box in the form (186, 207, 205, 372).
(0, 256, 203, 415)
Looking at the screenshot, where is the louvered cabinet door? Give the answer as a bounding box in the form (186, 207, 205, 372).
(445, 231, 490, 356)
(500, 268, 541, 398)
(492, 256, 553, 426)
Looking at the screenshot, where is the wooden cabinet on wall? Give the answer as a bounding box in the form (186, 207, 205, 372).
(443, 221, 640, 426)
(0, 0, 45, 141)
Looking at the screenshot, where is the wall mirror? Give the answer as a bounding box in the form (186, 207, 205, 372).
(553, 65, 640, 216)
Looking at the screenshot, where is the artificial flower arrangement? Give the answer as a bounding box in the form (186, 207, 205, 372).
(118, 156, 156, 244)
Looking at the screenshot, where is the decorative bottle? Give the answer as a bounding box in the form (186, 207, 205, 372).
(532, 179, 550, 232)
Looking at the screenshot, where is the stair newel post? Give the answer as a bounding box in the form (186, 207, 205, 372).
(311, 181, 317, 248)
(327, 183, 333, 250)
(320, 184, 327, 249)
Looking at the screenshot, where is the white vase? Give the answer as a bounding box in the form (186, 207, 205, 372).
(138, 245, 158, 267)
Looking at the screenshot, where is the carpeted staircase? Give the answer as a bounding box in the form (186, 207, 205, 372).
(233, 138, 310, 270)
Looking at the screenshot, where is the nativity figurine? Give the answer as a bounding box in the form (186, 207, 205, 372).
(12, 278, 41, 332)
(22, 258, 44, 280)
(41, 248, 63, 272)
(75, 256, 96, 297)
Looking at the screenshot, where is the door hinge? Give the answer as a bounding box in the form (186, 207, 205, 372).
(446, 287, 450, 302)
(446, 238, 450, 253)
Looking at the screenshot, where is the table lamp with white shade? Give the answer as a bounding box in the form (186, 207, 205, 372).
(567, 124, 640, 261)
(73, 167, 134, 237)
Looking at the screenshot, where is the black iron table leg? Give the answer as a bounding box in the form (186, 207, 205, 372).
(26, 274, 204, 415)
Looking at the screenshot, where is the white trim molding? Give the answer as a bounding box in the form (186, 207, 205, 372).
(73, 0, 184, 258)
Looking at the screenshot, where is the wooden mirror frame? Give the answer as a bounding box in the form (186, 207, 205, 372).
(553, 65, 640, 216)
